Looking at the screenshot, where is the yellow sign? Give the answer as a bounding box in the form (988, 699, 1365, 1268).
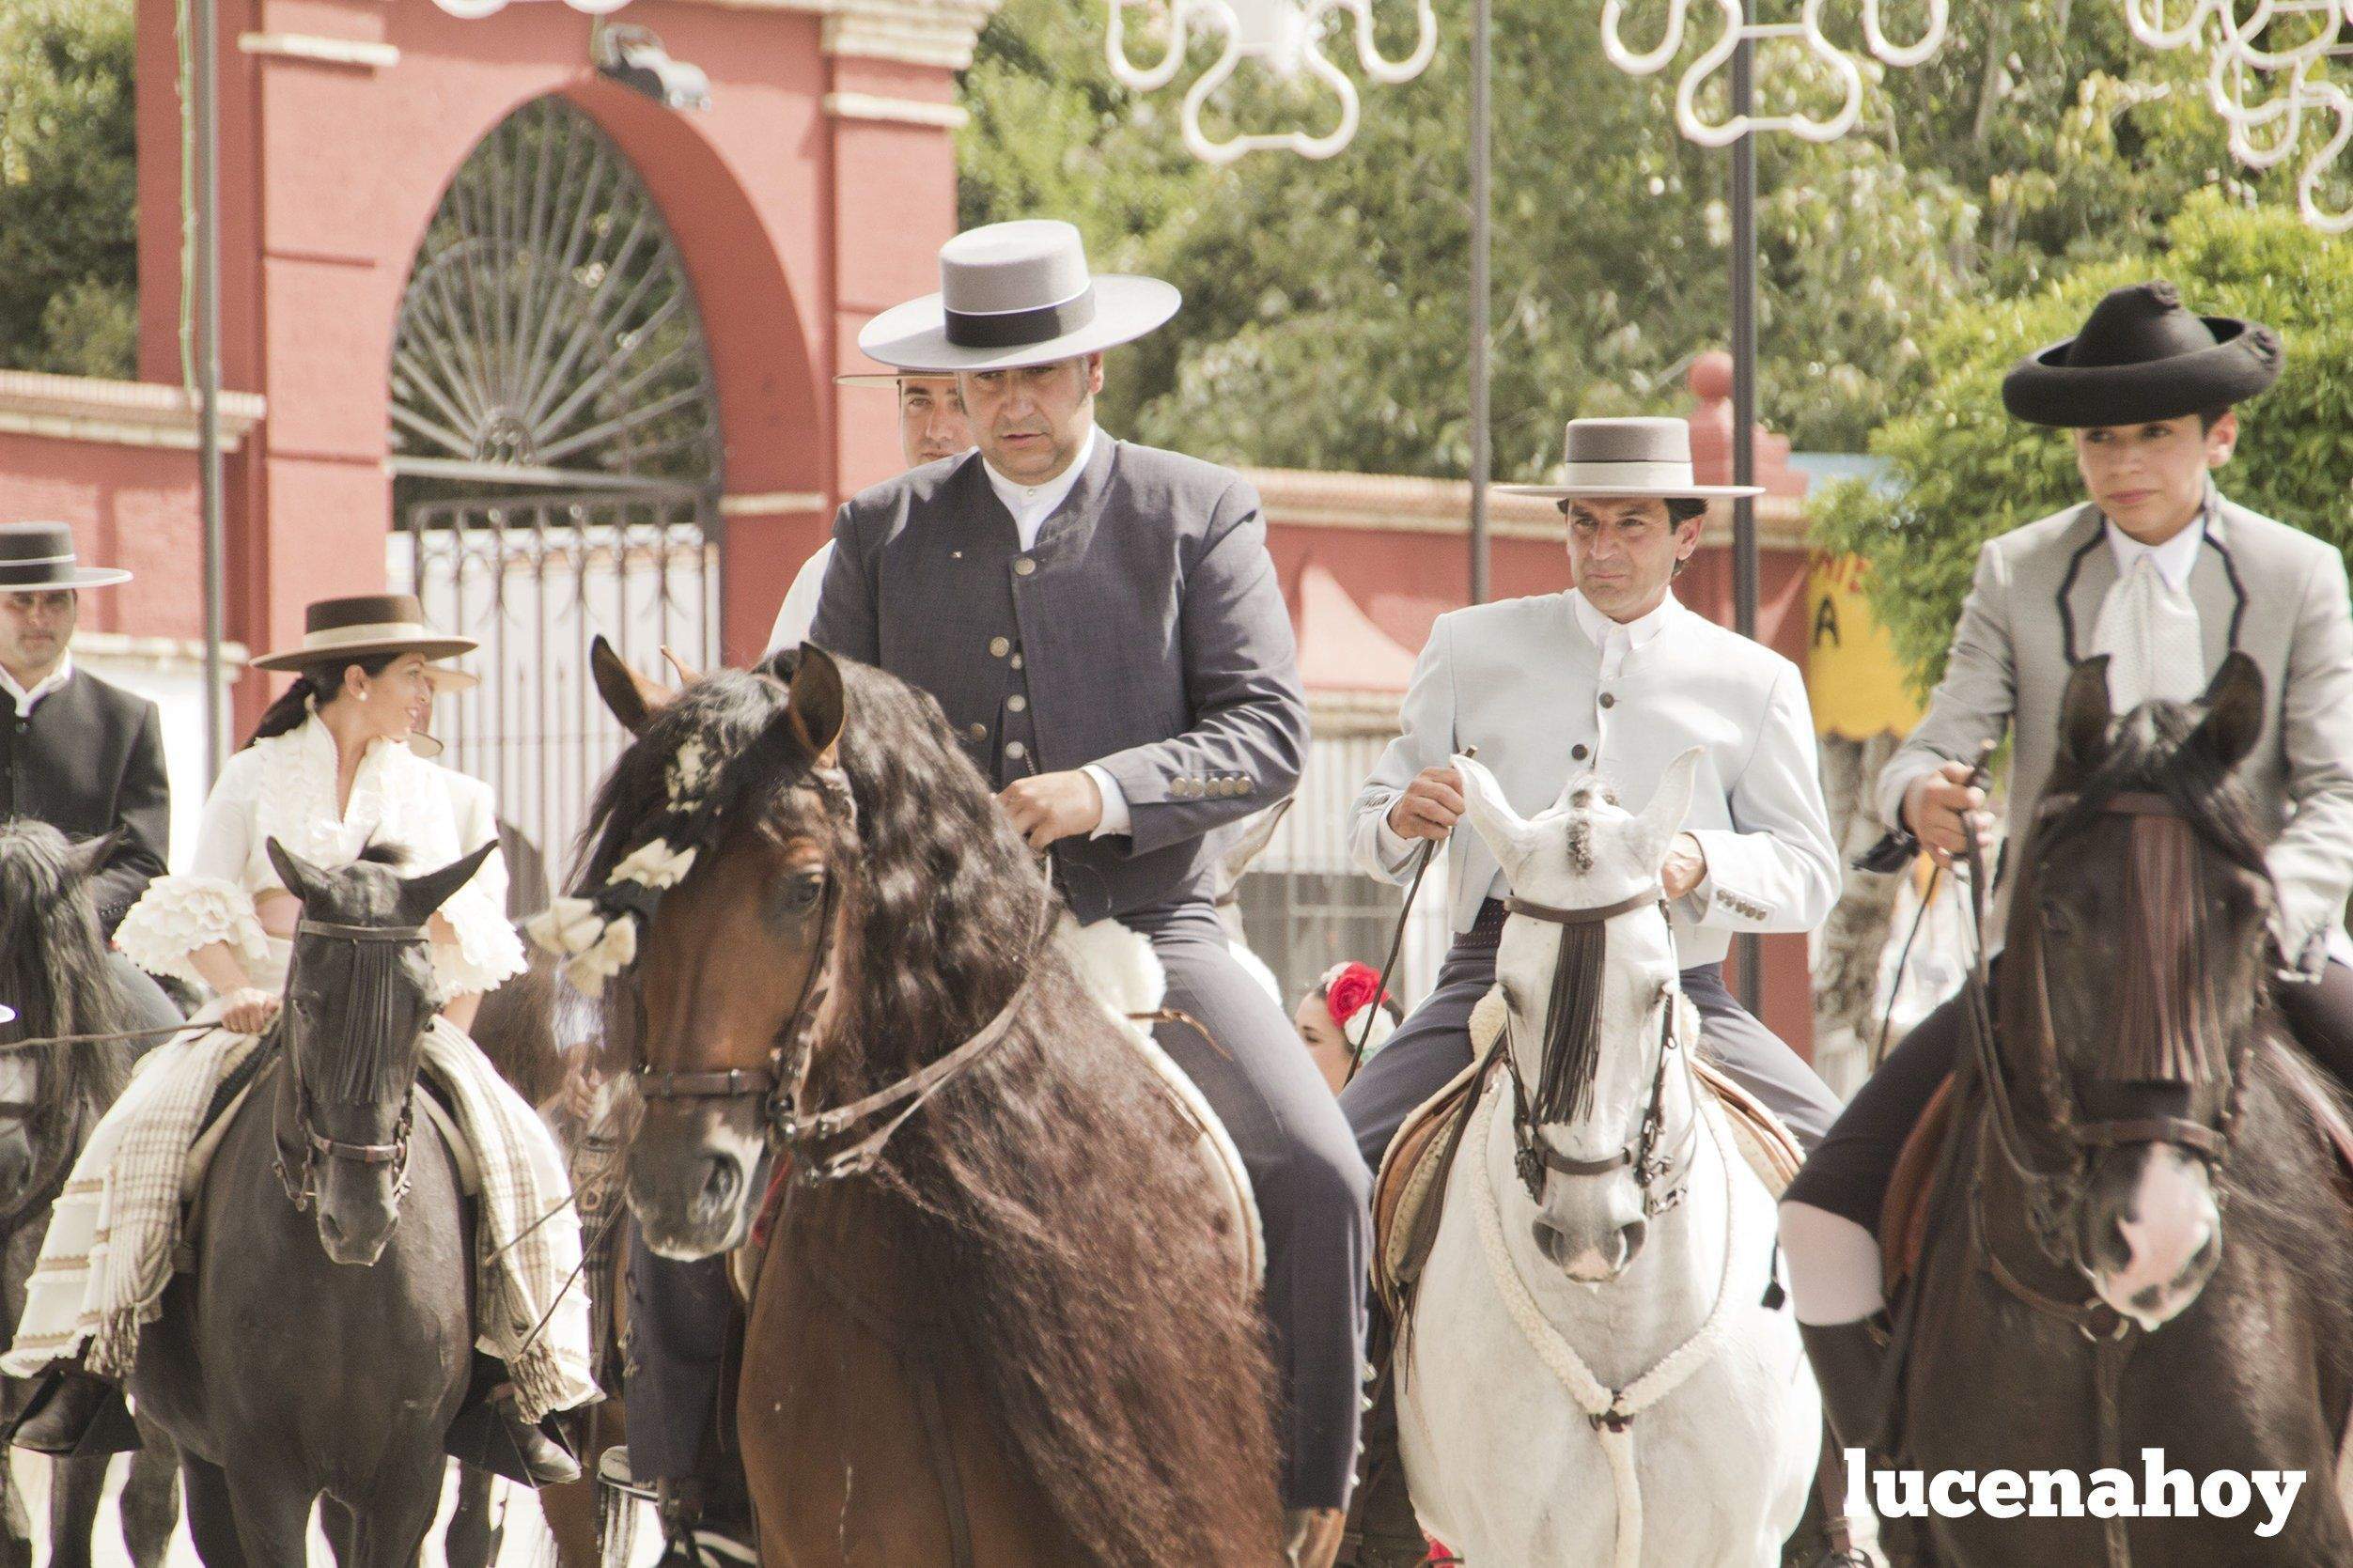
(1807, 555, 1921, 740)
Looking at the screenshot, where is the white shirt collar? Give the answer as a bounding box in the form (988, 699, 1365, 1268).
(2102, 495, 2210, 594)
(0, 653, 73, 715)
(981, 425, 1098, 536)
(1569, 586, 1679, 651)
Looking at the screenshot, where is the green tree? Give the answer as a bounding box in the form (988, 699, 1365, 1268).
(0, 0, 138, 378)
(959, 0, 2330, 476)
(1812, 194, 2353, 692)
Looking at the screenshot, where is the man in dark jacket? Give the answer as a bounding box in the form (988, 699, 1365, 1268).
(0, 523, 179, 1033)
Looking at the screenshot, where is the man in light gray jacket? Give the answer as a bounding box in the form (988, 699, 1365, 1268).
(1780, 281, 2353, 1462)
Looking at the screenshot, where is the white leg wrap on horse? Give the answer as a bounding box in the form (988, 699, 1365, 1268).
(1777, 1201, 1886, 1325)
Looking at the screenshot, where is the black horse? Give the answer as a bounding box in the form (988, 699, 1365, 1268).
(0, 822, 180, 1568)
(1897, 654, 2353, 1564)
(131, 838, 494, 1565)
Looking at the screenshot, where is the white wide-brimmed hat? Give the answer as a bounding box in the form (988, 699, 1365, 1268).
(252, 593, 479, 691)
(1500, 417, 1763, 502)
(857, 220, 1180, 374)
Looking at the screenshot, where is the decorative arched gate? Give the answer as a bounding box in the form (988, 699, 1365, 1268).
(388, 97, 722, 888)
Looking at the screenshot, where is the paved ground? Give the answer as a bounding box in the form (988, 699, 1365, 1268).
(8, 1449, 664, 1566)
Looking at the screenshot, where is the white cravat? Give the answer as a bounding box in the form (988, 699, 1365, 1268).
(0, 653, 72, 716)
(1569, 587, 1676, 682)
(2091, 517, 2206, 711)
(983, 426, 1098, 551)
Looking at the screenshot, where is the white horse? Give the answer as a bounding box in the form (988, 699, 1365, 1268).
(1398, 750, 1820, 1566)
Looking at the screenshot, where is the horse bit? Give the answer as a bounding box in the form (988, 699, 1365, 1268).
(1499, 886, 1698, 1217)
(273, 918, 425, 1211)
(628, 768, 1042, 1187)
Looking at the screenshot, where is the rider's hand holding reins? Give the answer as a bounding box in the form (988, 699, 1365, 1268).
(1903, 758, 1997, 869)
(221, 988, 282, 1035)
(998, 769, 1104, 849)
(1387, 766, 1466, 842)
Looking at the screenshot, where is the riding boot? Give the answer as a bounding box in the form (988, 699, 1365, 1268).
(655, 1476, 758, 1567)
(8, 1364, 141, 1457)
(1800, 1314, 1892, 1455)
(1336, 1331, 1429, 1568)
(444, 1352, 583, 1486)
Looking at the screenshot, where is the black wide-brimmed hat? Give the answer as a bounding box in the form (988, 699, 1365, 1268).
(2002, 281, 2282, 428)
(0, 522, 132, 590)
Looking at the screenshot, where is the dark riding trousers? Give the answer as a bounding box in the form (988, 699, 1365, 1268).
(1339, 898, 1843, 1176)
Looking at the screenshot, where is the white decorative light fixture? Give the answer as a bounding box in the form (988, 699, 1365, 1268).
(1600, 0, 1950, 146)
(1106, 0, 1439, 163)
(2126, 0, 2353, 232)
(432, 0, 633, 18)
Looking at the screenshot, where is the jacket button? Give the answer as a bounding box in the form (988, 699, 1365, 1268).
(969, 722, 987, 740)
(1007, 695, 1027, 713)
(1005, 741, 1026, 761)
(1599, 692, 1615, 709)
(1572, 744, 1589, 761)
(1014, 558, 1036, 577)
(1011, 654, 1023, 670)
(990, 637, 1010, 658)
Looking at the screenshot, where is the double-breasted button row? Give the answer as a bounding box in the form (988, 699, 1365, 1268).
(1172, 772, 1254, 800)
(990, 636, 1011, 659)
(1005, 741, 1027, 762)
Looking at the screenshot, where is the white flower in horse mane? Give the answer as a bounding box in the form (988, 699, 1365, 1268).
(611, 839, 698, 890)
(559, 916, 638, 999)
(665, 739, 710, 805)
(523, 895, 609, 958)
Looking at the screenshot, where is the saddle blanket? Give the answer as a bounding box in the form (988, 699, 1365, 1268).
(3, 1006, 598, 1423)
(1375, 986, 1803, 1314)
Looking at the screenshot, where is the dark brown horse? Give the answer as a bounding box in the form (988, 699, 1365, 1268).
(0, 822, 179, 1568)
(569, 640, 1284, 1566)
(1894, 653, 2353, 1564)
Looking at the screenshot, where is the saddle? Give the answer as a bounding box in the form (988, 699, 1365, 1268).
(1878, 1040, 2353, 1296)
(1373, 986, 1805, 1318)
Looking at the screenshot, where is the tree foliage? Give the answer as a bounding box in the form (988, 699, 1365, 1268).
(959, 0, 2332, 478)
(1811, 194, 2353, 692)
(0, 0, 137, 379)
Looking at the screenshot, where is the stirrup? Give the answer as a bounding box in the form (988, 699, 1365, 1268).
(7, 1367, 141, 1457)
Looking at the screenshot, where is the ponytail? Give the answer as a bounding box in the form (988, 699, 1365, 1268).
(241, 651, 401, 748)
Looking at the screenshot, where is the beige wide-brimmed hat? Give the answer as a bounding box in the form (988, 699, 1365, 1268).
(1500, 417, 1764, 502)
(835, 369, 962, 389)
(253, 593, 479, 691)
(858, 220, 1179, 374)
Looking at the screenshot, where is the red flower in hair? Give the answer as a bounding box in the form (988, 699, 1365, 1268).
(1324, 962, 1389, 1030)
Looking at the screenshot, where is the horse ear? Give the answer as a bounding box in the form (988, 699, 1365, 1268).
(1453, 753, 1537, 882)
(2056, 656, 2115, 783)
(266, 837, 327, 907)
(787, 644, 847, 766)
(590, 635, 676, 737)
(2189, 651, 2266, 771)
(62, 827, 126, 885)
(397, 840, 498, 924)
(1628, 747, 1704, 872)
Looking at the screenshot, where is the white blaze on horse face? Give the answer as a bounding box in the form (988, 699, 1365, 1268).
(2091, 1142, 2220, 1330)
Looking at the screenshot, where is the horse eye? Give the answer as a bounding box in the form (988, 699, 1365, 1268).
(774, 870, 825, 913)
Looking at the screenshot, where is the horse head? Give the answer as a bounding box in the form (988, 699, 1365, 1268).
(267, 836, 493, 1265)
(0, 821, 130, 1205)
(1456, 747, 1703, 1283)
(2012, 651, 2274, 1329)
(578, 637, 848, 1260)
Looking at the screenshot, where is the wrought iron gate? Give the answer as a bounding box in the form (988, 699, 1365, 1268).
(388, 96, 723, 885)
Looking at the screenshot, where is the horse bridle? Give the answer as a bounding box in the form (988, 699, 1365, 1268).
(1498, 887, 1698, 1216)
(1963, 788, 2258, 1271)
(274, 918, 429, 1211)
(629, 768, 1045, 1187)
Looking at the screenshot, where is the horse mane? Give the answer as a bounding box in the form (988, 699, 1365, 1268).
(0, 821, 135, 1214)
(578, 655, 1282, 1564)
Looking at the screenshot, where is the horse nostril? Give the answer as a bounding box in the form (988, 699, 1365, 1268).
(1618, 1219, 1647, 1264)
(701, 1157, 740, 1210)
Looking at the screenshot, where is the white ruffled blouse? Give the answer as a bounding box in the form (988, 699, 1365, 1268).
(114, 715, 527, 1001)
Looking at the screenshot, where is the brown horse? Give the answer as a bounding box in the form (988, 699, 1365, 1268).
(566, 639, 1285, 1566)
(1893, 654, 2353, 1564)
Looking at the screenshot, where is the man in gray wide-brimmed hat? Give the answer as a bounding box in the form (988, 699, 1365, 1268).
(810, 218, 1367, 1563)
(0, 521, 181, 1036)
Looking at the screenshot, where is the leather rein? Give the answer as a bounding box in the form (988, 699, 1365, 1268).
(628, 772, 1042, 1187)
(1498, 886, 1698, 1216)
(274, 917, 429, 1210)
